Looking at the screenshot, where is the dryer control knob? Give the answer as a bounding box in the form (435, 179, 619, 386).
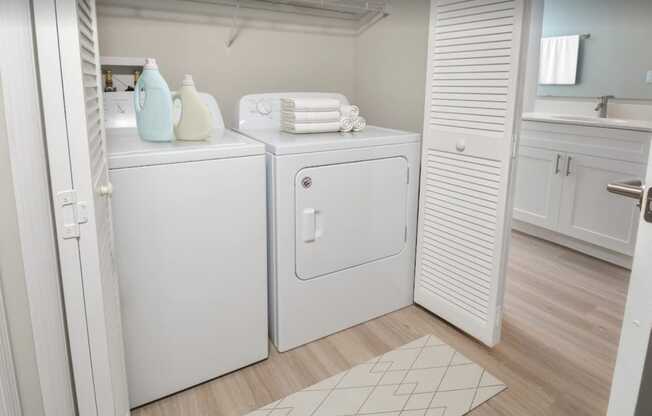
(256, 100, 272, 115)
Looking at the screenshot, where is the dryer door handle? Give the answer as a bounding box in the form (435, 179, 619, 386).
(302, 208, 317, 242)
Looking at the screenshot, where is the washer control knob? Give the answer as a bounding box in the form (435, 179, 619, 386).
(256, 100, 272, 115)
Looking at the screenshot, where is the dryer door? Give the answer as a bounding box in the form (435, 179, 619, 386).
(295, 157, 409, 280)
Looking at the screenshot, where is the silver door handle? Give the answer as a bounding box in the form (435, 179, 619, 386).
(566, 156, 572, 176)
(554, 153, 562, 175)
(607, 179, 643, 202)
(607, 179, 652, 223)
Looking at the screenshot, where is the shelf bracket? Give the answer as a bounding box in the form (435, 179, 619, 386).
(226, 0, 240, 48)
(357, 0, 391, 35)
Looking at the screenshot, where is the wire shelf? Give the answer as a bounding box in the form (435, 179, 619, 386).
(185, 0, 389, 20)
(97, 0, 390, 43)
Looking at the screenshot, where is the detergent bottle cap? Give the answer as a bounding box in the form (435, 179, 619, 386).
(182, 74, 195, 86)
(143, 58, 158, 70)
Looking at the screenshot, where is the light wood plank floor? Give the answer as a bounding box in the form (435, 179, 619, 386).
(132, 231, 630, 416)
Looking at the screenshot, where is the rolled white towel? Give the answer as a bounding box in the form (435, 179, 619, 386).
(340, 105, 360, 118)
(340, 117, 354, 132)
(352, 116, 367, 132)
(282, 110, 341, 123)
(281, 98, 341, 112)
(281, 121, 341, 134)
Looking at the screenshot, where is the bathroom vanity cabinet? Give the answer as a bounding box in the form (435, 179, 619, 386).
(513, 118, 651, 267)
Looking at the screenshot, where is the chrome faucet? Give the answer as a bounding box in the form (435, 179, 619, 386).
(594, 95, 615, 118)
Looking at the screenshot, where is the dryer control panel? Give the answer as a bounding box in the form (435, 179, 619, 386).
(237, 92, 349, 131)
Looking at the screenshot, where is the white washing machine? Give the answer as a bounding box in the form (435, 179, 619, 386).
(237, 93, 421, 352)
(105, 92, 268, 407)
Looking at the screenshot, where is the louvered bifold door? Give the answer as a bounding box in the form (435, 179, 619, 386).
(54, 0, 130, 414)
(415, 0, 526, 347)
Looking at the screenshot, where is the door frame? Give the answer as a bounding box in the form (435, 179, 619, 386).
(0, 0, 76, 415)
(516, 0, 651, 414)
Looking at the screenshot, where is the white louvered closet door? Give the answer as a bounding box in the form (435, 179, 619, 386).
(415, 0, 527, 347)
(49, 0, 130, 414)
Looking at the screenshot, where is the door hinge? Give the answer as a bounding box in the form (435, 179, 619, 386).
(511, 134, 519, 159)
(56, 190, 88, 239)
(495, 305, 503, 329)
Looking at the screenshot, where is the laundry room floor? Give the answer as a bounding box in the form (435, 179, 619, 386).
(131, 231, 630, 416)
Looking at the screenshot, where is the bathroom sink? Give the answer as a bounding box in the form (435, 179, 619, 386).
(521, 112, 652, 132)
(602, 118, 630, 124)
(548, 115, 597, 122)
(549, 115, 629, 124)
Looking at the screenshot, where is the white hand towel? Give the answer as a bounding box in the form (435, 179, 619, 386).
(340, 105, 360, 118)
(281, 98, 341, 112)
(340, 117, 354, 132)
(538, 35, 580, 85)
(281, 111, 341, 123)
(281, 121, 341, 134)
(352, 116, 366, 132)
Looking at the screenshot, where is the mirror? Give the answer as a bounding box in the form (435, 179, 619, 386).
(537, 0, 652, 100)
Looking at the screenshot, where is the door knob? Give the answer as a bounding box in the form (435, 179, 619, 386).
(98, 182, 113, 197)
(607, 179, 652, 223)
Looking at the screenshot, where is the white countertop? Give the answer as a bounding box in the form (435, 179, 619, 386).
(522, 112, 652, 133)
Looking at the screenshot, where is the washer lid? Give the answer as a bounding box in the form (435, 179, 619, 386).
(237, 126, 420, 155)
(107, 128, 264, 169)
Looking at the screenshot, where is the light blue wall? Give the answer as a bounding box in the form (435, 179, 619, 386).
(538, 0, 652, 99)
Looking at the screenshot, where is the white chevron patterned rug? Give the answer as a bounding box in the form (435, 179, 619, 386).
(246, 335, 506, 416)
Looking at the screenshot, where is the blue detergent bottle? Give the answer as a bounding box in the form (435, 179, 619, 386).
(134, 58, 174, 142)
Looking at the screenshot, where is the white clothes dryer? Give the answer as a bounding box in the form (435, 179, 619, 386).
(237, 92, 421, 352)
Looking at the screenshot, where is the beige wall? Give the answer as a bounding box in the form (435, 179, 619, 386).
(98, 2, 432, 133)
(98, 16, 356, 128)
(355, 1, 431, 133)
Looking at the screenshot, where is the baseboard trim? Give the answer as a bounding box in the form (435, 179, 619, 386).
(512, 220, 633, 269)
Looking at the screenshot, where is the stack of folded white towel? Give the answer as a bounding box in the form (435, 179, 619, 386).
(281, 98, 367, 134)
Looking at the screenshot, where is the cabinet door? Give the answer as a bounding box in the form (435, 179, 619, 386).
(513, 146, 564, 230)
(559, 154, 645, 255)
